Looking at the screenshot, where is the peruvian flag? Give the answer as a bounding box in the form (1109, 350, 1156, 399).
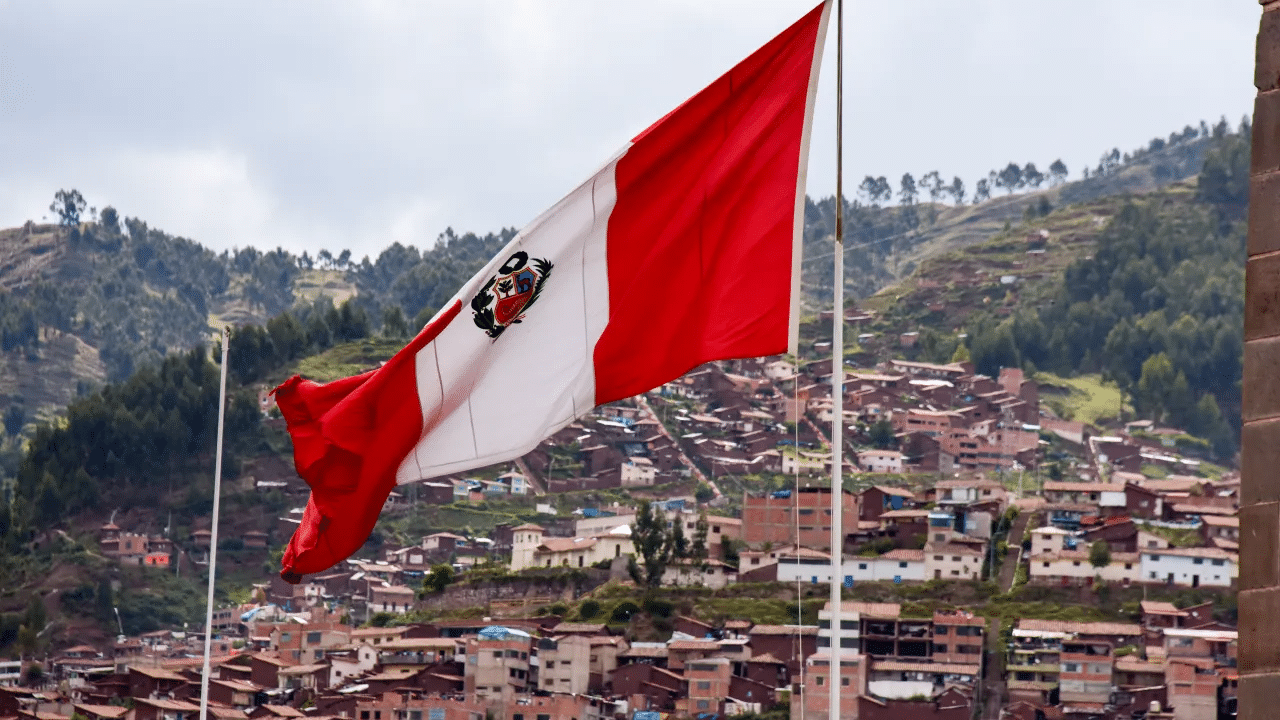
(274, 1, 831, 581)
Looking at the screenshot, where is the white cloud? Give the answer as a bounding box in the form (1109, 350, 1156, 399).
(0, 0, 1261, 262)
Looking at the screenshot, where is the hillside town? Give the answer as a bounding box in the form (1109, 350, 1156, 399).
(2, 348, 1239, 720)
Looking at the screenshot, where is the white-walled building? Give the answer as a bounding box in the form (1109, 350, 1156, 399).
(1140, 547, 1237, 588)
(511, 525, 635, 572)
(329, 643, 378, 686)
(620, 457, 657, 486)
(1029, 551, 1141, 586)
(776, 549, 925, 585)
(857, 449, 904, 474)
(574, 511, 637, 538)
(924, 543, 984, 581)
(1029, 526, 1073, 556)
(510, 523, 546, 572)
(368, 585, 416, 614)
(662, 559, 737, 589)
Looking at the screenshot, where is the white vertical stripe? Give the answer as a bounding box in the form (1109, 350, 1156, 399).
(395, 147, 628, 484)
(788, 0, 833, 356)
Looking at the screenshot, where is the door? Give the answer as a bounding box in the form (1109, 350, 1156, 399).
(1192, 574, 1200, 588)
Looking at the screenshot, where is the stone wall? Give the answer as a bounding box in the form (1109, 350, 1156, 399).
(415, 568, 611, 615)
(1242, 4, 1280, 718)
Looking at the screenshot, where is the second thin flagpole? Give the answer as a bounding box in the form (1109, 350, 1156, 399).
(829, 1, 845, 719)
(199, 326, 230, 720)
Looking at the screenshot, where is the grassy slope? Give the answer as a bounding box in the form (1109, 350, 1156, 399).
(1035, 372, 1132, 429)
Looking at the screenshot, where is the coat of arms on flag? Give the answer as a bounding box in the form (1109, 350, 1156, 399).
(470, 251, 553, 339)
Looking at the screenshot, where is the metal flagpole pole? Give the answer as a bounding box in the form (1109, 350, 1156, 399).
(829, 1, 844, 718)
(200, 326, 230, 720)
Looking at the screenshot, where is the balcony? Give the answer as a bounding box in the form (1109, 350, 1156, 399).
(1006, 662, 1060, 674)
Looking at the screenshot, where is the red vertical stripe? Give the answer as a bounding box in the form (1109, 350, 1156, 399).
(593, 3, 825, 405)
(274, 301, 461, 580)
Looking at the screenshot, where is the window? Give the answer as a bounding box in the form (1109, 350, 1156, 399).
(1212, 559, 1225, 566)
(815, 676, 825, 686)
(493, 651, 503, 659)
(899, 561, 908, 568)
(935, 556, 944, 561)
(1015, 672, 1035, 681)
(1150, 554, 1160, 561)
(934, 626, 948, 635)
(933, 644, 948, 653)
(1193, 558, 1204, 565)
(537, 715, 551, 720)
(1042, 562, 1050, 568)
(952, 556, 961, 562)
(713, 526, 721, 533)
(307, 632, 322, 644)
(281, 633, 292, 643)
(1063, 663, 1080, 672)
(1124, 563, 1132, 569)
(1150, 572, 1158, 579)
(362, 713, 370, 719)
(1072, 561, 1081, 567)
(858, 563, 868, 570)
(696, 701, 710, 711)
(544, 661, 554, 669)
(935, 534, 946, 542)
(841, 677, 850, 686)
(697, 681, 711, 690)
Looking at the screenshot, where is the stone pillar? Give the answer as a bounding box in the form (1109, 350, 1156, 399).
(1243, 4, 1280, 717)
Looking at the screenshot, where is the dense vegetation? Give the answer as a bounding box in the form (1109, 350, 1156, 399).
(958, 123, 1247, 457)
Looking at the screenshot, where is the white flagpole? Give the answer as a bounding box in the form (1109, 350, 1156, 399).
(200, 326, 230, 720)
(829, 0, 845, 718)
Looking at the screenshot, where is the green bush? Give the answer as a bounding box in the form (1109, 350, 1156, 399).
(642, 597, 675, 618)
(578, 599, 601, 619)
(612, 601, 641, 623)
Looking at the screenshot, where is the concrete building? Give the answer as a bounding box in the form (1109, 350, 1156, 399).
(463, 627, 533, 704)
(1029, 551, 1141, 587)
(741, 487, 857, 550)
(793, 651, 866, 720)
(775, 548, 925, 585)
(675, 657, 732, 717)
(923, 542, 984, 581)
(509, 524, 546, 572)
(1028, 525, 1073, 556)
(619, 457, 657, 486)
(1140, 547, 1238, 588)
(1058, 638, 1114, 705)
(857, 449, 904, 474)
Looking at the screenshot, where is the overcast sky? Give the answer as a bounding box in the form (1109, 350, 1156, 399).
(0, 1, 1260, 262)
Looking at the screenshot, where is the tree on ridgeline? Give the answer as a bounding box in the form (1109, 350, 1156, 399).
(1023, 162, 1045, 189)
(973, 178, 992, 204)
(995, 163, 1024, 195)
(49, 189, 86, 226)
(1049, 159, 1069, 186)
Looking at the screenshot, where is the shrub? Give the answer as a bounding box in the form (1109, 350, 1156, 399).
(578, 599, 601, 620)
(611, 601, 641, 623)
(643, 597, 675, 618)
